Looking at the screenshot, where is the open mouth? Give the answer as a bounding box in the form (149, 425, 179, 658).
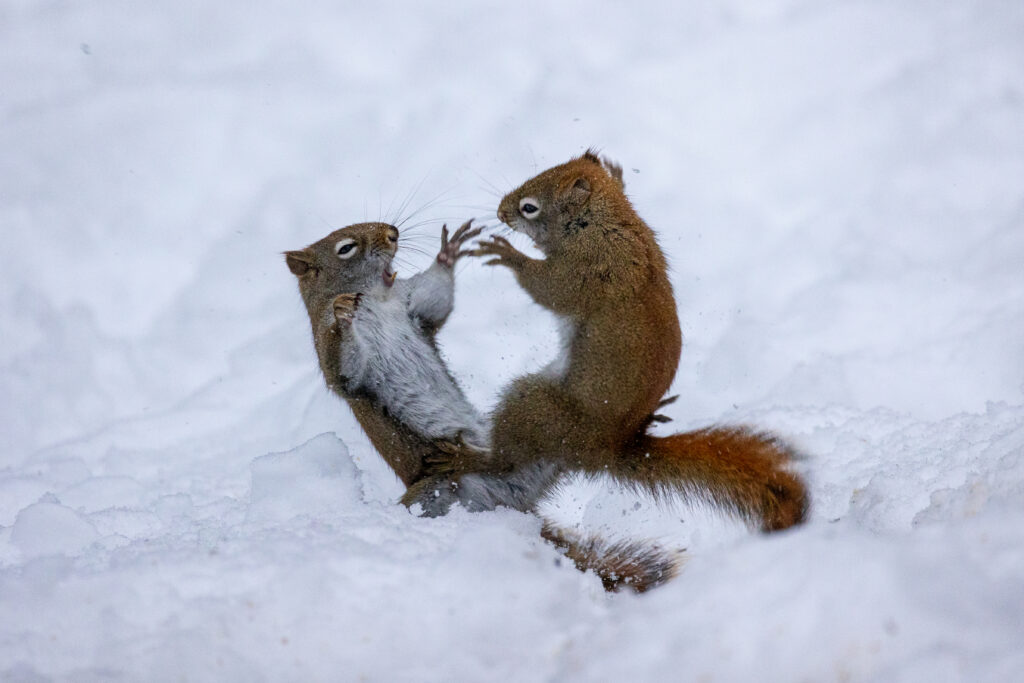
(382, 264, 397, 287)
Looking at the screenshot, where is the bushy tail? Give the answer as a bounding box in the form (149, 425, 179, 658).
(618, 427, 809, 532)
(540, 521, 681, 593)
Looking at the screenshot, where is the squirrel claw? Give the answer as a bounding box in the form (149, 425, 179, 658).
(472, 236, 526, 268)
(449, 219, 483, 243)
(438, 219, 486, 268)
(332, 292, 362, 325)
(423, 434, 490, 475)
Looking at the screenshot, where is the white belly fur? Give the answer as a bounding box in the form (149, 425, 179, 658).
(341, 287, 488, 448)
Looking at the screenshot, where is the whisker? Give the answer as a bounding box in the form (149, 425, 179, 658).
(497, 171, 514, 193)
(398, 240, 433, 251)
(450, 203, 498, 213)
(398, 234, 434, 246)
(471, 169, 504, 200)
(392, 255, 423, 270)
(397, 247, 431, 259)
(400, 216, 468, 232)
(394, 183, 456, 230)
(390, 175, 433, 227)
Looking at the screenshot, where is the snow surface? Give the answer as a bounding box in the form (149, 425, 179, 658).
(2, 1, 1023, 681)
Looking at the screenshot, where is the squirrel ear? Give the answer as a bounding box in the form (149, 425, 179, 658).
(568, 176, 591, 201)
(284, 250, 314, 276)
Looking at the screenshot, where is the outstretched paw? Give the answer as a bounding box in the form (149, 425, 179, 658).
(332, 292, 362, 326)
(472, 236, 528, 269)
(437, 219, 486, 268)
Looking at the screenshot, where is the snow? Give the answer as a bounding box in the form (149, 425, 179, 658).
(2, 0, 1023, 680)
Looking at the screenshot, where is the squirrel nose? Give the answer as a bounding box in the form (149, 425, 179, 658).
(497, 208, 508, 224)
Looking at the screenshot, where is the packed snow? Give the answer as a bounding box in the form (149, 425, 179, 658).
(2, 1, 1022, 681)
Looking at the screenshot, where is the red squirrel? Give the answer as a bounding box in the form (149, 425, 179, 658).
(404, 151, 808, 537)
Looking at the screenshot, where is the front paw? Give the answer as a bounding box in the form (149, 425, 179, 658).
(437, 219, 485, 268)
(472, 236, 527, 269)
(332, 293, 362, 326)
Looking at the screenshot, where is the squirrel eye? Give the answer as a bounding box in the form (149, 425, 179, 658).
(335, 239, 358, 259)
(519, 197, 541, 219)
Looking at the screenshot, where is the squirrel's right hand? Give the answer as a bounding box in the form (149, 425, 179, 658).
(332, 293, 362, 327)
(472, 236, 528, 269)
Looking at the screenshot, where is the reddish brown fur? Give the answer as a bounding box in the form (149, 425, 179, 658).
(474, 151, 809, 534)
(540, 522, 679, 592)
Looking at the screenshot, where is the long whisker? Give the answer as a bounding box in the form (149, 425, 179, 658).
(392, 254, 424, 271)
(398, 234, 434, 246)
(389, 175, 432, 227)
(448, 204, 499, 219)
(399, 216, 469, 233)
(471, 169, 504, 200)
(396, 246, 432, 259)
(392, 179, 457, 229)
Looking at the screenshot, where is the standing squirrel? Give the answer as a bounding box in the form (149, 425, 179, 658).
(287, 220, 679, 591)
(407, 151, 808, 533)
(285, 220, 488, 485)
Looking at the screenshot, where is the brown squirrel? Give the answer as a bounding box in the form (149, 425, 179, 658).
(287, 220, 678, 591)
(406, 150, 808, 534)
(285, 221, 488, 486)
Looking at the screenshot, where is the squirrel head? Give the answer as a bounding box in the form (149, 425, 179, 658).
(496, 149, 627, 254)
(285, 222, 399, 306)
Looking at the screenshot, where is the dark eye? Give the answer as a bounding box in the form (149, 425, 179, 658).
(387, 232, 398, 243)
(335, 239, 358, 259)
(519, 197, 541, 218)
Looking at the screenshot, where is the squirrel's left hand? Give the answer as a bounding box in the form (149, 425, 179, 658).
(332, 292, 362, 327)
(437, 219, 485, 268)
(472, 236, 528, 269)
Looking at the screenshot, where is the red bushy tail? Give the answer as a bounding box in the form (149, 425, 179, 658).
(617, 427, 809, 532)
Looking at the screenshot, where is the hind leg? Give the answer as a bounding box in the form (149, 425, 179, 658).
(490, 375, 611, 470)
(400, 462, 561, 517)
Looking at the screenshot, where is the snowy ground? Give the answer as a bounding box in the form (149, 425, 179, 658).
(2, 1, 1023, 681)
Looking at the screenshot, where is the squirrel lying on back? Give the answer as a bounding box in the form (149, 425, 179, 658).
(287, 220, 678, 591)
(405, 151, 809, 534)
